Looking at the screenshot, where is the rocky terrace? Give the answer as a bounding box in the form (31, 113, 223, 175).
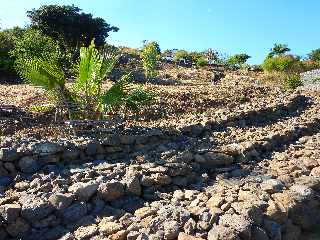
(0, 73, 320, 240)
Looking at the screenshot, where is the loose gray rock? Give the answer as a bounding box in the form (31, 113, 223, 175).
(0, 148, 18, 162)
(68, 181, 98, 201)
(164, 220, 180, 239)
(30, 142, 63, 156)
(261, 179, 284, 193)
(208, 224, 240, 240)
(184, 218, 197, 235)
(18, 156, 40, 173)
(98, 181, 125, 201)
(60, 202, 87, 224)
(21, 196, 54, 222)
(49, 193, 74, 210)
(202, 152, 234, 166)
(126, 175, 142, 196)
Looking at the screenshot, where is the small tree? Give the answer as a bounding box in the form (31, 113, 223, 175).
(308, 49, 320, 62)
(269, 43, 290, 57)
(27, 5, 119, 49)
(227, 53, 251, 69)
(141, 41, 160, 79)
(173, 50, 189, 62)
(196, 57, 208, 67)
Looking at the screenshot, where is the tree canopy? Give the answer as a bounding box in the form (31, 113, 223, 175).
(269, 43, 291, 57)
(308, 48, 320, 62)
(227, 53, 251, 67)
(27, 5, 119, 49)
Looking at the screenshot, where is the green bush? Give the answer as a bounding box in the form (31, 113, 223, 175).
(11, 29, 62, 70)
(196, 57, 208, 67)
(0, 27, 25, 75)
(262, 55, 301, 72)
(173, 50, 190, 62)
(283, 74, 302, 90)
(308, 48, 320, 62)
(141, 41, 160, 79)
(227, 53, 251, 69)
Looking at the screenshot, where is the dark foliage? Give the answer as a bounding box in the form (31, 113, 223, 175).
(27, 5, 119, 50)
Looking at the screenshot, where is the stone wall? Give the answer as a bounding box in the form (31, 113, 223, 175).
(0, 130, 170, 177)
(0, 117, 320, 239)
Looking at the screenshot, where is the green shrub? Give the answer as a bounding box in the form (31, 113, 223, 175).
(11, 29, 62, 69)
(262, 55, 301, 72)
(283, 74, 302, 90)
(308, 48, 320, 62)
(227, 53, 251, 69)
(173, 50, 190, 62)
(196, 57, 208, 67)
(189, 51, 202, 62)
(141, 41, 160, 79)
(261, 72, 302, 90)
(0, 27, 25, 75)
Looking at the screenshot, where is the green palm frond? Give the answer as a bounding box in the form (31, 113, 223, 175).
(16, 55, 77, 118)
(76, 41, 102, 93)
(125, 86, 154, 111)
(17, 56, 65, 91)
(101, 73, 154, 115)
(75, 40, 118, 107)
(100, 73, 132, 114)
(99, 54, 118, 80)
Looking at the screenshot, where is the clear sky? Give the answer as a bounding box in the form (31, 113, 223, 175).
(1, 0, 319, 64)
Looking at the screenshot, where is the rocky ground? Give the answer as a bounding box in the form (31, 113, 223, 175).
(0, 66, 320, 240)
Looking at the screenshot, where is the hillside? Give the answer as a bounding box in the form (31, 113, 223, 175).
(1, 60, 320, 240)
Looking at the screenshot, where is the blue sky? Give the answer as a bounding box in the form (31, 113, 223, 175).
(1, 0, 319, 64)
